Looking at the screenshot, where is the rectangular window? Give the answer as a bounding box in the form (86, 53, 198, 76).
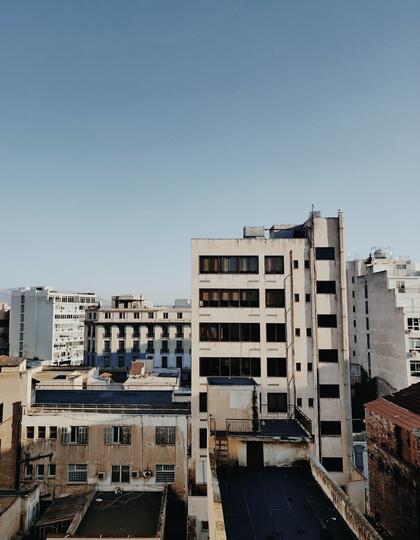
(308, 398, 314, 407)
(306, 328, 312, 337)
(67, 464, 87, 483)
(199, 392, 208, 413)
(200, 323, 260, 342)
(316, 281, 336, 294)
(199, 428, 207, 449)
(295, 328, 301, 337)
(61, 426, 88, 445)
(267, 393, 287, 412)
(265, 289, 285, 308)
(199, 289, 259, 308)
(199, 256, 258, 274)
(305, 293, 311, 303)
(111, 465, 130, 483)
(199, 357, 261, 377)
(267, 358, 287, 377)
(320, 385, 340, 398)
(156, 464, 175, 483)
(320, 421, 342, 435)
(36, 464, 45, 479)
(49, 426, 57, 439)
(265, 256, 284, 274)
(315, 247, 335, 260)
(104, 426, 132, 445)
(161, 356, 168, 368)
(293, 260, 299, 269)
(26, 426, 34, 439)
(176, 356, 183, 368)
(305, 260, 310, 269)
(156, 426, 176, 445)
(266, 324, 286, 342)
(177, 312, 183, 319)
(38, 427, 46, 439)
(322, 457, 343, 472)
(24, 464, 33, 479)
(318, 349, 339, 363)
(48, 464, 56, 477)
(408, 318, 420, 331)
(317, 315, 337, 328)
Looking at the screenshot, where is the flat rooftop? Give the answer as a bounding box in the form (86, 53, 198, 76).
(218, 466, 356, 540)
(76, 491, 163, 538)
(223, 419, 310, 440)
(207, 377, 257, 386)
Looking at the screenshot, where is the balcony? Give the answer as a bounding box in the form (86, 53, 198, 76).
(146, 348, 155, 354)
(175, 348, 184, 354)
(160, 348, 169, 354)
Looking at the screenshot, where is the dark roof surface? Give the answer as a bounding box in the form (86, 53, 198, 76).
(76, 491, 162, 537)
(218, 466, 356, 540)
(35, 389, 173, 405)
(207, 377, 256, 386)
(384, 382, 420, 416)
(36, 493, 88, 527)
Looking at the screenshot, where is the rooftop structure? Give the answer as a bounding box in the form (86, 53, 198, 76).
(0, 303, 10, 356)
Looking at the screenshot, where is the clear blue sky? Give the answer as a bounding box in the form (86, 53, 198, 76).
(1, 1, 419, 303)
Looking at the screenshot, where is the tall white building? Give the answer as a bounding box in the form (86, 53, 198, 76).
(84, 295, 191, 373)
(9, 287, 96, 365)
(190, 210, 353, 497)
(347, 250, 420, 394)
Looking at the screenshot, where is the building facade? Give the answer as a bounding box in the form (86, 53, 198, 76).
(9, 287, 96, 365)
(84, 295, 191, 372)
(0, 303, 10, 355)
(190, 210, 353, 495)
(347, 250, 420, 393)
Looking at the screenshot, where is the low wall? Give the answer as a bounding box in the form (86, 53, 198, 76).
(207, 451, 227, 540)
(309, 457, 382, 540)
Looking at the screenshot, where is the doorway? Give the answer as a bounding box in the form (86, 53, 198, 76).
(246, 441, 264, 468)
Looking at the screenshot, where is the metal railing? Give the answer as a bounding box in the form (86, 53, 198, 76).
(28, 401, 190, 415)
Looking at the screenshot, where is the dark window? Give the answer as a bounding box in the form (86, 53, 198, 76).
(111, 465, 130, 483)
(266, 324, 286, 342)
(306, 328, 312, 337)
(319, 349, 338, 363)
(265, 256, 284, 274)
(322, 457, 343, 472)
(199, 357, 261, 377)
(308, 363, 313, 372)
(315, 247, 335, 260)
(26, 426, 34, 439)
(308, 398, 314, 407)
(366, 318, 369, 331)
(317, 315, 337, 328)
(267, 393, 287, 412)
(199, 428, 207, 449)
(297, 398, 302, 406)
(294, 293, 300, 302)
(305, 293, 311, 302)
(296, 363, 301, 371)
(200, 256, 258, 274)
(200, 289, 259, 308)
(38, 426, 46, 439)
(156, 426, 176, 445)
(118, 356, 125, 368)
(200, 323, 260, 342)
(265, 289, 285, 308)
(367, 334, 370, 348)
(305, 260, 310, 269)
(49, 426, 57, 439)
(295, 328, 301, 337)
(321, 421, 342, 435)
(199, 392, 207, 412)
(267, 357, 286, 377)
(316, 281, 336, 294)
(162, 356, 168, 368)
(293, 260, 299, 269)
(365, 301, 369, 314)
(320, 384, 340, 398)
(176, 356, 182, 368)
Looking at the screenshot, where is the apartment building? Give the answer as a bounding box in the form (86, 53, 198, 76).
(84, 295, 191, 372)
(9, 287, 96, 365)
(189, 211, 353, 536)
(0, 303, 10, 355)
(347, 250, 420, 393)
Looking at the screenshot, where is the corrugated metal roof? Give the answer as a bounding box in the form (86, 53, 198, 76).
(366, 395, 420, 430)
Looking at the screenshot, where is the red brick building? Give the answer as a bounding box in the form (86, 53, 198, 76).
(365, 382, 420, 540)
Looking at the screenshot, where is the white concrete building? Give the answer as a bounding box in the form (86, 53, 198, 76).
(347, 249, 420, 394)
(189, 210, 354, 533)
(84, 295, 191, 374)
(9, 287, 96, 365)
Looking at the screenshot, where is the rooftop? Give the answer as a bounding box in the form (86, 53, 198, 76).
(225, 419, 310, 440)
(0, 355, 24, 368)
(75, 491, 163, 538)
(36, 493, 87, 528)
(207, 377, 257, 386)
(218, 466, 356, 540)
(384, 382, 420, 415)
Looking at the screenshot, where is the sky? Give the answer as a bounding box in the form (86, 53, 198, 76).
(0, 1, 419, 303)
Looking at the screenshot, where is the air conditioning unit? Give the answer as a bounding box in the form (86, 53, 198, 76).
(131, 471, 140, 479)
(143, 470, 153, 479)
(97, 471, 106, 480)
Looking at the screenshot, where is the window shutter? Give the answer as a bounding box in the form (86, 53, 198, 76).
(61, 427, 70, 445)
(104, 427, 113, 444)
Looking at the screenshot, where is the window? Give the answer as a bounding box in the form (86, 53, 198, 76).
(308, 398, 314, 407)
(0, 403, 3, 423)
(161, 356, 168, 368)
(317, 315, 337, 328)
(319, 349, 338, 363)
(103, 356, 110, 367)
(67, 464, 87, 483)
(133, 340, 140, 351)
(48, 464, 56, 477)
(199, 428, 207, 449)
(61, 426, 88, 445)
(322, 458, 343, 472)
(297, 398, 302, 406)
(36, 464, 45, 479)
(176, 340, 183, 352)
(118, 340, 125, 352)
(305, 260, 310, 269)
(134, 312, 140, 319)
(105, 426, 132, 445)
(295, 328, 301, 337)
(305, 293, 311, 303)
(365, 301, 369, 314)
(118, 356, 125, 368)
(315, 247, 335, 260)
(296, 363, 301, 371)
(147, 340, 154, 352)
(111, 465, 130, 483)
(321, 421, 341, 436)
(148, 312, 154, 319)
(38, 427, 46, 439)
(265, 289, 285, 308)
(316, 281, 336, 294)
(266, 324, 286, 342)
(163, 313, 169, 319)
(176, 356, 183, 368)
(199, 357, 261, 377)
(306, 328, 312, 337)
(200, 323, 260, 342)
(199, 392, 208, 412)
(200, 289, 259, 308)
(26, 426, 34, 439)
(177, 312, 183, 319)
(267, 358, 286, 377)
(320, 385, 340, 398)
(267, 393, 287, 412)
(24, 464, 33, 479)
(202, 521, 209, 531)
(293, 260, 299, 269)
(366, 318, 369, 331)
(367, 334, 370, 348)
(156, 426, 176, 445)
(308, 363, 313, 372)
(408, 318, 420, 331)
(200, 256, 258, 274)
(265, 256, 284, 274)
(161, 340, 169, 351)
(156, 464, 175, 483)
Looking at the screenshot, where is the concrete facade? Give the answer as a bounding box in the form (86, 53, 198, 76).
(9, 287, 96, 365)
(84, 295, 191, 372)
(0, 303, 10, 355)
(347, 251, 420, 393)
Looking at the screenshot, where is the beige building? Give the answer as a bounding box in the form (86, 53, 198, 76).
(189, 211, 354, 535)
